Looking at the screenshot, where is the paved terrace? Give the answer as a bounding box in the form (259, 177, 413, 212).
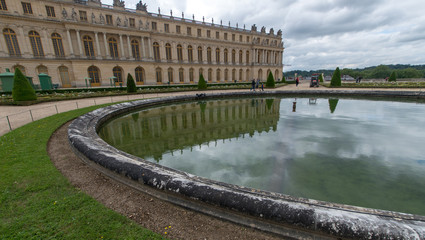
(1, 80, 425, 136)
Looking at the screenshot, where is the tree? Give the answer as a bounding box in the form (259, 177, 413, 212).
(370, 65, 391, 79)
(266, 71, 275, 88)
(330, 67, 341, 87)
(281, 74, 286, 83)
(319, 74, 324, 83)
(198, 73, 207, 90)
(388, 71, 397, 82)
(12, 68, 37, 102)
(126, 73, 137, 93)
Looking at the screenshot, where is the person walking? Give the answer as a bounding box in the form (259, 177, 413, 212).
(251, 79, 256, 91)
(296, 77, 299, 87)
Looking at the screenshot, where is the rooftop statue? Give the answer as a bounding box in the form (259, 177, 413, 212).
(113, 0, 125, 7)
(136, 0, 147, 12)
(251, 24, 257, 32)
(277, 29, 282, 36)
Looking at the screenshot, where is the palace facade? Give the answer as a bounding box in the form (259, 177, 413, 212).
(0, 0, 284, 88)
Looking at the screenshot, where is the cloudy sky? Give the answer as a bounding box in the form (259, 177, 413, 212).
(103, 0, 425, 71)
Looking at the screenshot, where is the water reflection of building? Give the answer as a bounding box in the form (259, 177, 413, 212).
(99, 98, 280, 160)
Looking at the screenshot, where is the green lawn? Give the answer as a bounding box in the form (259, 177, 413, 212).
(0, 105, 164, 239)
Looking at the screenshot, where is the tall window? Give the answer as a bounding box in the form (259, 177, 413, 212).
(45, 6, 55, 17)
(22, 2, 32, 14)
(246, 51, 250, 64)
(131, 40, 140, 59)
(197, 46, 203, 62)
(232, 49, 236, 64)
(176, 25, 181, 34)
(187, 27, 191, 36)
(88, 66, 100, 86)
(156, 67, 162, 83)
(3, 28, 21, 56)
(106, 15, 113, 25)
(197, 29, 202, 37)
(0, 0, 7, 10)
(79, 11, 87, 22)
(239, 69, 243, 81)
(189, 68, 194, 82)
(232, 69, 236, 81)
(187, 45, 193, 62)
(109, 37, 119, 59)
(207, 47, 212, 63)
(216, 31, 219, 39)
(208, 68, 212, 82)
(216, 69, 221, 82)
(199, 68, 204, 78)
(164, 24, 169, 33)
(168, 67, 174, 83)
(239, 50, 243, 64)
(224, 69, 229, 81)
(113, 66, 123, 84)
(207, 30, 211, 38)
(215, 48, 220, 63)
(129, 18, 135, 27)
(177, 44, 183, 62)
(224, 49, 228, 64)
(135, 67, 145, 85)
(29, 31, 44, 57)
(152, 22, 157, 31)
(246, 69, 250, 81)
(51, 33, 64, 57)
(83, 35, 95, 57)
(153, 42, 160, 61)
(165, 43, 172, 61)
(179, 68, 184, 83)
(59, 66, 71, 88)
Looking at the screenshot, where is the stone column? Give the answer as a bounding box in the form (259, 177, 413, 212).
(119, 34, 125, 60)
(94, 32, 102, 59)
(75, 30, 83, 57)
(172, 42, 177, 62)
(42, 28, 54, 58)
(66, 29, 75, 57)
(141, 37, 146, 59)
(127, 35, 133, 60)
(148, 37, 153, 59)
(18, 26, 31, 56)
(103, 32, 110, 59)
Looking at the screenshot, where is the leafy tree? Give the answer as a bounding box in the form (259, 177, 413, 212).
(388, 71, 397, 82)
(126, 73, 137, 93)
(12, 68, 37, 102)
(370, 65, 392, 79)
(198, 73, 207, 90)
(330, 67, 341, 87)
(266, 71, 275, 88)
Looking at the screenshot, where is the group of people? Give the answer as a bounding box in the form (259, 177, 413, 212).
(251, 79, 264, 91)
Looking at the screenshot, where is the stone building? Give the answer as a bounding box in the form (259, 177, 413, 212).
(0, 0, 284, 88)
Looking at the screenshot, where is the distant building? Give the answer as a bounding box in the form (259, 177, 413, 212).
(0, 0, 284, 88)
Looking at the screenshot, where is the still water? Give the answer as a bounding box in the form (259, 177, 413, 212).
(98, 97, 425, 215)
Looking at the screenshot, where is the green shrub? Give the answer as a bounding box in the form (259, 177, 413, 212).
(330, 67, 341, 87)
(282, 75, 286, 83)
(126, 73, 137, 93)
(266, 72, 275, 88)
(319, 74, 324, 83)
(388, 71, 397, 82)
(12, 68, 37, 102)
(198, 74, 207, 90)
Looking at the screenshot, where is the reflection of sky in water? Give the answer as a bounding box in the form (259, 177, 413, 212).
(102, 98, 425, 215)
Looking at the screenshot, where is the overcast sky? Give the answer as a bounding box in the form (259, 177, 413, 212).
(103, 0, 425, 71)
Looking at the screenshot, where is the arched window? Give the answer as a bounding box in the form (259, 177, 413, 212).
(135, 67, 145, 85)
(177, 44, 183, 62)
(216, 69, 221, 82)
(153, 42, 160, 61)
(275, 70, 279, 81)
(113, 66, 123, 85)
(197, 46, 203, 62)
(232, 69, 236, 81)
(83, 35, 95, 57)
(51, 33, 65, 57)
(131, 40, 140, 60)
(208, 68, 212, 82)
(13, 65, 26, 75)
(156, 67, 162, 83)
(59, 66, 71, 88)
(179, 68, 184, 83)
(267, 69, 271, 79)
(88, 66, 100, 86)
(199, 68, 204, 78)
(3, 28, 21, 56)
(224, 49, 228, 64)
(37, 65, 48, 75)
(246, 69, 250, 81)
(29, 31, 44, 57)
(109, 37, 119, 59)
(165, 43, 172, 61)
(239, 69, 243, 81)
(246, 50, 250, 64)
(224, 69, 229, 82)
(258, 69, 263, 81)
(215, 48, 220, 63)
(232, 49, 236, 64)
(168, 67, 174, 83)
(239, 50, 243, 64)
(187, 45, 193, 62)
(207, 47, 212, 63)
(189, 68, 194, 83)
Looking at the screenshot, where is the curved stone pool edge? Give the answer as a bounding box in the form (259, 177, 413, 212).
(68, 91, 425, 239)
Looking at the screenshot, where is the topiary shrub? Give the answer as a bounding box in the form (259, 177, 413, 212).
(330, 67, 341, 87)
(319, 74, 324, 83)
(388, 71, 397, 82)
(282, 75, 286, 83)
(198, 74, 207, 90)
(126, 73, 137, 93)
(12, 68, 37, 102)
(266, 72, 275, 88)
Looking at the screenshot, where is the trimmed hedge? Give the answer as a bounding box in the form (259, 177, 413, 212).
(12, 68, 37, 102)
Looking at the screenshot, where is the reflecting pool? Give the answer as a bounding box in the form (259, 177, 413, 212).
(98, 97, 425, 215)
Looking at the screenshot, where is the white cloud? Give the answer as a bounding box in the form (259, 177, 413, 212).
(103, 0, 425, 70)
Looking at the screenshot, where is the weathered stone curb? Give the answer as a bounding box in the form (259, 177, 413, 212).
(68, 91, 425, 239)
